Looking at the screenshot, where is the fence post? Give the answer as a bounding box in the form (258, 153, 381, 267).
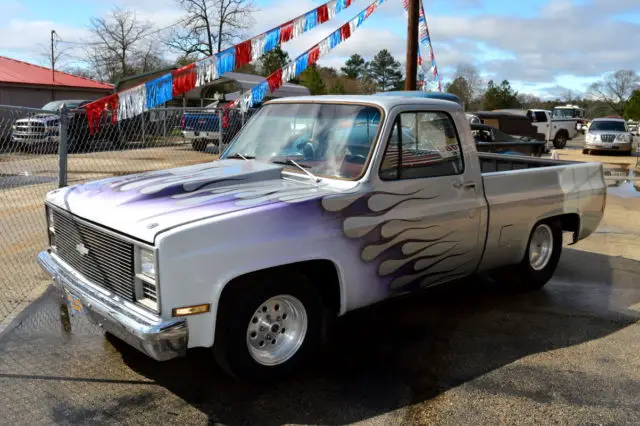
(141, 111, 146, 145)
(57, 106, 68, 188)
(218, 109, 224, 155)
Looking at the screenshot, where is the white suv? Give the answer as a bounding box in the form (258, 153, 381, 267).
(583, 118, 634, 155)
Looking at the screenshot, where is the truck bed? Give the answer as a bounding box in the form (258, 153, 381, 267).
(477, 152, 606, 272)
(478, 152, 572, 173)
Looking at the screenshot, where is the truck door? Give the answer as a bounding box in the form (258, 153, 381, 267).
(369, 109, 485, 293)
(529, 110, 550, 140)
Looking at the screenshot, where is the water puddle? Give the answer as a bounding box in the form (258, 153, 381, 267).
(603, 164, 640, 198)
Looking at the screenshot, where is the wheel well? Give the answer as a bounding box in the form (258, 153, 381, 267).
(555, 129, 569, 138)
(549, 213, 580, 243)
(219, 260, 342, 315)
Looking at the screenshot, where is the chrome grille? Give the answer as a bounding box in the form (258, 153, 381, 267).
(52, 210, 135, 302)
(601, 134, 615, 143)
(15, 123, 45, 133)
(142, 281, 158, 302)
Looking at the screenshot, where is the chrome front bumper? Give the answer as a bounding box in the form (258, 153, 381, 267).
(37, 250, 187, 361)
(584, 142, 633, 151)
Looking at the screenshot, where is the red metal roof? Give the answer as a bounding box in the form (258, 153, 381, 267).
(0, 56, 113, 91)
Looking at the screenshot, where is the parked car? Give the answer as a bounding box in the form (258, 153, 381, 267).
(11, 99, 124, 152)
(583, 117, 634, 155)
(181, 102, 256, 152)
(37, 94, 606, 382)
(471, 123, 546, 156)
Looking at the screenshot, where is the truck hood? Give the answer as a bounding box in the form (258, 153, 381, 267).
(46, 159, 339, 243)
(15, 114, 59, 124)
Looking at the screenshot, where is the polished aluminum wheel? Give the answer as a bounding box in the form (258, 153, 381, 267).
(246, 294, 307, 366)
(529, 224, 553, 271)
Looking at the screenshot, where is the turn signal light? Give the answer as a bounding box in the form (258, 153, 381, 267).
(172, 304, 211, 317)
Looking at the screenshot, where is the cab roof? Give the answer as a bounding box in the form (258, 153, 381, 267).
(264, 94, 463, 113)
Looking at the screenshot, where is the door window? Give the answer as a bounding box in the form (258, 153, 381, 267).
(380, 111, 464, 180)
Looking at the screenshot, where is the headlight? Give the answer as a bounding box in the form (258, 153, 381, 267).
(616, 134, 628, 142)
(140, 248, 156, 279)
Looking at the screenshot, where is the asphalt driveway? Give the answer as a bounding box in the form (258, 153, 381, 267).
(1, 248, 639, 425)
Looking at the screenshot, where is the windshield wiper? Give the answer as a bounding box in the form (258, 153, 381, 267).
(271, 159, 321, 183)
(227, 153, 255, 161)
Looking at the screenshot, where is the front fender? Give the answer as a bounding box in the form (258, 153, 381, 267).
(154, 201, 383, 349)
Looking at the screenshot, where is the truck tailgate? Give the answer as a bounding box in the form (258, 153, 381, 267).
(477, 153, 606, 272)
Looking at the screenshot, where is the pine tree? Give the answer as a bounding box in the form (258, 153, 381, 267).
(260, 46, 290, 76)
(300, 64, 326, 95)
(367, 49, 403, 91)
(341, 54, 366, 79)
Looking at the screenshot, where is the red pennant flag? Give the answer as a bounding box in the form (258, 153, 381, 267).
(317, 4, 329, 24)
(86, 94, 118, 134)
(235, 40, 253, 68)
(340, 23, 351, 41)
(280, 21, 294, 43)
(267, 68, 284, 92)
(308, 45, 321, 65)
(172, 63, 196, 98)
(365, 4, 375, 18)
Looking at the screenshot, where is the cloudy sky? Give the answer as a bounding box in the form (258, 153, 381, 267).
(0, 0, 639, 98)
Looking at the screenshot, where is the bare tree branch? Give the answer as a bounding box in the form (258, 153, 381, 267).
(166, 0, 255, 58)
(87, 7, 157, 82)
(588, 69, 640, 116)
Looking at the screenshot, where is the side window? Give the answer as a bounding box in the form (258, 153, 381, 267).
(380, 111, 464, 180)
(535, 112, 548, 122)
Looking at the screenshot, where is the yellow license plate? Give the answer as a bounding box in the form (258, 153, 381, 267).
(65, 290, 85, 315)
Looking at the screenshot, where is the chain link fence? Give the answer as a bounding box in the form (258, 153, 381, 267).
(0, 103, 256, 323)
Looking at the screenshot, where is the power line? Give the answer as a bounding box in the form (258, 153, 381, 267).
(56, 17, 191, 47)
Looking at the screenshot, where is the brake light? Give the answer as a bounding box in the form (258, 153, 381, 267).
(180, 116, 185, 129)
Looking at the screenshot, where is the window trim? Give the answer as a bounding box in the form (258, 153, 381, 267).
(378, 110, 466, 181)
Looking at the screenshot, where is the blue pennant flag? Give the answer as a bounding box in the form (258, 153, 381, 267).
(145, 74, 173, 109)
(329, 30, 342, 49)
(250, 81, 269, 107)
(216, 48, 236, 76)
(304, 10, 318, 32)
(264, 28, 281, 54)
(295, 53, 309, 76)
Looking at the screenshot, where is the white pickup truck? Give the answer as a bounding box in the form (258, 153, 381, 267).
(38, 95, 607, 382)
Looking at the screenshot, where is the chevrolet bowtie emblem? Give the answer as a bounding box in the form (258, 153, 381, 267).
(75, 243, 89, 256)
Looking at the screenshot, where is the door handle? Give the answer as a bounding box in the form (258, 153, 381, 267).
(453, 181, 476, 189)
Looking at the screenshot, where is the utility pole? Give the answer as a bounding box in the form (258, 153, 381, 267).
(50, 30, 57, 82)
(405, 0, 419, 91)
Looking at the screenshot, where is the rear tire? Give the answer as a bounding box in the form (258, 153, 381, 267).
(213, 271, 324, 382)
(192, 140, 208, 152)
(582, 149, 589, 155)
(553, 132, 568, 149)
(497, 220, 563, 292)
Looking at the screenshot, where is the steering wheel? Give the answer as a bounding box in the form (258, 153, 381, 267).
(302, 142, 316, 161)
(345, 154, 367, 164)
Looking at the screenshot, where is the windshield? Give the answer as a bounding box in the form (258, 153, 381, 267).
(42, 100, 83, 111)
(589, 121, 627, 132)
(552, 108, 584, 119)
(222, 103, 383, 179)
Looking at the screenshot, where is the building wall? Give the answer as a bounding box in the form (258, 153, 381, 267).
(0, 85, 111, 108)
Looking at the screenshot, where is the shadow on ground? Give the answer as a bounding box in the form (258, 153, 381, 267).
(90, 248, 639, 425)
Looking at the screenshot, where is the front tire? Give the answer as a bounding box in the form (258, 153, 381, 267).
(213, 271, 324, 382)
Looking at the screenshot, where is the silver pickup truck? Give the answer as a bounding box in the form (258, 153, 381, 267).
(37, 95, 606, 382)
